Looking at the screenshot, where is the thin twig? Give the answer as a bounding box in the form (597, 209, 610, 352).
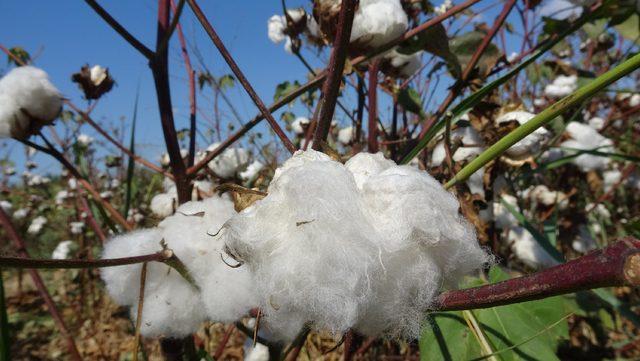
(157, 0, 186, 56)
(311, 0, 358, 149)
(84, 0, 154, 59)
(186, 0, 296, 154)
(0, 252, 170, 269)
(0, 208, 83, 361)
(367, 60, 380, 153)
(132, 262, 148, 361)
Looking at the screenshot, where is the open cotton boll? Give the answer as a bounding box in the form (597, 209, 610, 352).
(526, 185, 568, 208)
(467, 167, 485, 197)
(70, 221, 85, 235)
(205, 143, 250, 179)
(27, 215, 47, 235)
(560, 121, 614, 171)
(224, 150, 488, 340)
(239, 160, 265, 181)
(245, 343, 270, 361)
(223, 151, 381, 340)
(0, 200, 12, 215)
(493, 194, 519, 229)
(383, 49, 423, 78)
(156, 196, 257, 323)
(350, 0, 408, 48)
(0, 66, 62, 139)
(544, 75, 578, 98)
(495, 111, 549, 158)
(77, 133, 94, 146)
(150, 192, 176, 218)
(603, 169, 621, 192)
(338, 126, 354, 145)
(52, 240, 74, 260)
(291, 117, 309, 135)
(101, 229, 207, 337)
(587, 202, 611, 219)
(588, 116, 605, 131)
(13, 208, 28, 220)
(355, 160, 490, 338)
(268, 15, 287, 43)
(509, 227, 559, 269)
(430, 126, 485, 167)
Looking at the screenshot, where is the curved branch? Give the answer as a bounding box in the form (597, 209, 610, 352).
(437, 237, 640, 311)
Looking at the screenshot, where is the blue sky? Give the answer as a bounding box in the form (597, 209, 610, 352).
(0, 0, 521, 176)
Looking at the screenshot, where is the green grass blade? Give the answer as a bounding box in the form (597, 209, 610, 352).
(0, 269, 9, 361)
(445, 51, 640, 188)
(124, 88, 140, 218)
(401, 9, 597, 164)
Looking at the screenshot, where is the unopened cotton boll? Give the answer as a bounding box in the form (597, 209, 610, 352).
(495, 111, 549, 158)
(52, 240, 74, 260)
(544, 75, 577, 98)
(560, 121, 614, 171)
(350, 0, 408, 48)
(509, 227, 559, 269)
(0, 66, 62, 139)
(223, 150, 489, 340)
(101, 229, 206, 337)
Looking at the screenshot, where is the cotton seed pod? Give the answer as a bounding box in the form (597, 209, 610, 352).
(71, 64, 115, 100)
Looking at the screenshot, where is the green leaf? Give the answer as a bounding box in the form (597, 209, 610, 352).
(397, 87, 424, 116)
(421, 312, 481, 361)
(615, 13, 640, 40)
(449, 31, 502, 80)
(274, 81, 301, 102)
(124, 87, 139, 219)
(7, 46, 30, 66)
(398, 23, 461, 77)
(218, 74, 235, 90)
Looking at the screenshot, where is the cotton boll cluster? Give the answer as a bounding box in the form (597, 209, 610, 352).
(495, 111, 549, 159)
(52, 240, 75, 260)
(588, 116, 605, 131)
(55, 190, 71, 205)
(0, 66, 62, 139)
(560, 121, 614, 171)
(350, 0, 408, 49)
(222, 150, 489, 340)
(150, 192, 176, 218)
(101, 196, 255, 337)
(430, 126, 485, 167)
(27, 215, 47, 235)
(544, 75, 578, 98)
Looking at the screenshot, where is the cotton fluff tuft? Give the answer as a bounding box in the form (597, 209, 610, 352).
(52, 240, 74, 260)
(0, 66, 62, 139)
(350, 0, 408, 48)
(495, 111, 549, 158)
(338, 126, 354, 145)
(101, 195, 253, 337)
(561, 121, 614, 171)
(222, 150, 489, 340)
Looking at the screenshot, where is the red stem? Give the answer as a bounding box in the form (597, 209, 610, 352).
(367, 61, 379, 153)
(437, 238, 640, 310)
(311, 0, 358, 150)
(0, 208, 83, 361)
(186, 0, 296, 154)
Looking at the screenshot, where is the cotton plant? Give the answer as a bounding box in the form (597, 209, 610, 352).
(268, 8, 317, 53)
(160, 148, 188, 167)
(101, 195, 257, 337)
(220, 150, 489, 340)
(0, 66, 62, 139)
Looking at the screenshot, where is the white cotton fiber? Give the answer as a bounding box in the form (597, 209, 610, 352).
(430, 126, 485, 167)
(495, 111, 549, 158)
(338, 126, 354, 145)
(268, 15, 287, 43)
(222, 150, 489, 340)
(101, 195, 253, 338)
(0, 66, 62, 139)
(560, 121, 614, 171)
(150, 192, 175, 217)
(239, 160, 265, 181)
(350, 0, 408, 48)
(291, 117, 309, 135)
(493, 194, 519, 229)
(52, 240, 74, 260)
